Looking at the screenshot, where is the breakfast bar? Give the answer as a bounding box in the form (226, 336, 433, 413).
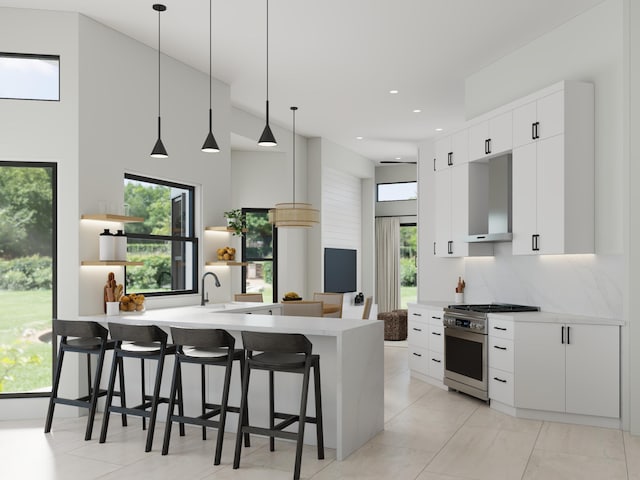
(81, 305, 384, 461)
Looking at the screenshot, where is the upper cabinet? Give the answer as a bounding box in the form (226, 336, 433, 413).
(468, 111, 512, 161)
(512, 82, 594, 255)
(512, 90, 564, 149)
(434, 129, 469, 171)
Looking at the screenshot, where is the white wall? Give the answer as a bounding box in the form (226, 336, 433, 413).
(307, 138, 375, 301)
(459, 0, 624, 319)
(77, 14, 233, 312)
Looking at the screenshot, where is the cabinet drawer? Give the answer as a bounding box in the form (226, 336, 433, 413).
(428, 350, 444, 380)
(427, 309, 444, 326)
(408, 306, 430, 325)
(408, 321, 428, 348)
(408, 346, 429, 375)
(489, 316, 515, 340)
(489, 367, 514, 406)
(489, 336, 514, 373)
(428, 324, 444, 353)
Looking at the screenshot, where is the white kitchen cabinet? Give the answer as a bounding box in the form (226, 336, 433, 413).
(434, 164, 492, 257)
(488, 316, 515, 407)
(512, 82, 594, 256)
(514, 322, 619, 418)
(513, 90, 564, 148)
(434, 129, 469, 171)
(468, 111, 512, 161)
(408, 304, 445, 385)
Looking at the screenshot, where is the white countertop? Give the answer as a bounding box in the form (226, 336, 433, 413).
(409, 302, 623, 326)
(81, 304, 380, 337)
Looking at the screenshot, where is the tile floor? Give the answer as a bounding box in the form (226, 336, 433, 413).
(1, 344, 638, 479)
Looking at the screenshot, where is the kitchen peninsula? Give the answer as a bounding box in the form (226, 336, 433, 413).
(81, 305, 384, 461)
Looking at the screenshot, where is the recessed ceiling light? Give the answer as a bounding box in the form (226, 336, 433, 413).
(435, 128, 443, 132)
(395, 157, 401, 160)
(356, 136, 364, 140)
(389, 89, 399, 94)
(413, 109, 422, 113)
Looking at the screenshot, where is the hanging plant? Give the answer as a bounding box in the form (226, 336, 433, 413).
(224, 209, 246, 236)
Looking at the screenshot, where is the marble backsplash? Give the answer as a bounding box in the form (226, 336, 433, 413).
(463, 242, 624, 319)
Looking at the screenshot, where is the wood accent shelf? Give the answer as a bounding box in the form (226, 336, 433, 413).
(81, 214, 144, 223)
(205, 261, 247, 267)
(81, 261, 144, 266)
(205, 226, 247, 233)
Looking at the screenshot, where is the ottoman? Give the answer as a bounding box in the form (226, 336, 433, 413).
(377, 310, 408, 341)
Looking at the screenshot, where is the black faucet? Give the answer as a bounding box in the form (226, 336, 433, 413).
(201, 271, 221, 306)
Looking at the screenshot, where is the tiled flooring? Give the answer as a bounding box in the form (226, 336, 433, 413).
(1, 344, 638, 479)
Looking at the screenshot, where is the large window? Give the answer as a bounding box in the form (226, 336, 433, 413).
(241, 209, 277, 302)
(124, 174, 197, 296)
(0, 53, 60, 101)
(377, 181, 417, 202)
(0, 161, 56, 396)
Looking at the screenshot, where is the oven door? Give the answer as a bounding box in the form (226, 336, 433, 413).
(444, 326, 488, 394)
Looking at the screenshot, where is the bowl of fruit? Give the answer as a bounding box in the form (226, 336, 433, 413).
(282, 291, 302, 302)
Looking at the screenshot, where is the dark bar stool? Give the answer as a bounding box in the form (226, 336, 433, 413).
(233, 331, 324, 480)
(161, 327, 250, 465)
(45, 319, 126, 440)
(99, 323, 179, 452)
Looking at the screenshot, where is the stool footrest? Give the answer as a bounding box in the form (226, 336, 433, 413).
(169, 414, 221, 429)
(242, 425, 298, 442)
(274, 411, 319, 426)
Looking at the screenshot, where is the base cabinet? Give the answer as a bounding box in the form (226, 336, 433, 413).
(514, 322, 619, 418)
(408, 304, 444, 385)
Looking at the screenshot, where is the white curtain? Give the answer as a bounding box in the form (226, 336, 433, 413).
(375, 217, 400, 314)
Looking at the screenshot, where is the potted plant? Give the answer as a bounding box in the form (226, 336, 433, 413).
(224, 209, 246, 236)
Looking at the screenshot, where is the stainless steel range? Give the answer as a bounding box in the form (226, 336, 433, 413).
(443, 303, 539, 402)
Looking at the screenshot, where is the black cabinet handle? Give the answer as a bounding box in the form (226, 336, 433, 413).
(561, 325, 565, 344)
(532, 234, 540, 251)
(447, 240, 453, 255)
(413, 312, 422, 317)
(447, 151, 453, 166)
(431, 316, 441, 320)
(433, 158, 436, 171)
(493, 326, 507, 331)
(493, 345, 507, 350)
(413, 327, 422, 332)
(493, 377, 507, 383)
(431, 332, 442, 336)
(534, 121, 540, 139)
(485, 138, 492, 154)
(567, 326, 570, 345)
(532, 122, 536, 140)
(433, 242, 436, 255)
(431, 358, 442, 363)
(412, 352, 422, 357)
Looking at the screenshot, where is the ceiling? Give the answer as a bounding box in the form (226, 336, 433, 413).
(0, 0, 606, 163)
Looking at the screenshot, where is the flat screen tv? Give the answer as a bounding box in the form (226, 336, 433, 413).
(324, 248, 357, 293)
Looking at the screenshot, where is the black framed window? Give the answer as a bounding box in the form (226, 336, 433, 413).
(124, 174, 197, 296)
(376, 181, 417, 202)
(0, 53, 60, 101)
(241, 208, 277, 302)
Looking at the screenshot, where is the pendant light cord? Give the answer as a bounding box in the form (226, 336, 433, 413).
(157, 8, 161, 119)
(292, 106, 297, 205)
(266, 0, 269, 104)
(209, 0, 212, 111)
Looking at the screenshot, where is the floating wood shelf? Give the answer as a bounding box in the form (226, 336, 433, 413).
(81, 261, 144, 266)
(81, 214, 144, 223)
(205, 226, 247, 233)
(205, 261, 247, 267)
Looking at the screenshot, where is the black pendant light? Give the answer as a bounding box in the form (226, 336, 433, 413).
(258, 0, 277, 146)
(151, 4, 168, 158)
(201, 0, 220, 153)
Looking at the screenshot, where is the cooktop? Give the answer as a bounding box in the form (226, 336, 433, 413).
(447, 303, 540, 313)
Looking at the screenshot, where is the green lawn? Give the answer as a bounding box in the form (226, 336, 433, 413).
(401, 286, 417, 309)
(0, 290, 53, 393)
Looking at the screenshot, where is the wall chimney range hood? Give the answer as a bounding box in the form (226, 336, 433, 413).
(466, 154, 513, 243)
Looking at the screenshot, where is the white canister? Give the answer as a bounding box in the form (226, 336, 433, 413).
(99, 229, 115, 261)
(114, 230, 127, 261)
(106, 302, 120, 316)
(454, 292, 464, 304)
